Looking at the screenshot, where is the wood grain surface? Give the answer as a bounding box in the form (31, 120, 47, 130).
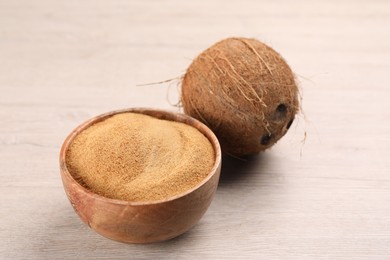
(1, 0, 390, 259)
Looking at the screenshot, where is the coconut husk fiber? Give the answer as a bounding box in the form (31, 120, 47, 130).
(181, 37, 299, 156)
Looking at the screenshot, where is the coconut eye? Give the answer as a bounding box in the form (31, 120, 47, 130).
(275, 104, 287, 120)
(260, 134, 273, 145)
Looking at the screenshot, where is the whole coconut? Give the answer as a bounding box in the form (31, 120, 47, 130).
(181, 37, 299, 156)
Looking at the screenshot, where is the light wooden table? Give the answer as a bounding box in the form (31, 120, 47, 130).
(1, 0, 390, 259)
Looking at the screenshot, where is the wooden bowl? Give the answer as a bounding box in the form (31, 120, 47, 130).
(59, 108, 221, 244)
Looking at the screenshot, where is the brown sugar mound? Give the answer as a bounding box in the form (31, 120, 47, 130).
(181, 37, 300, 156)
(66, 112, 215, 202)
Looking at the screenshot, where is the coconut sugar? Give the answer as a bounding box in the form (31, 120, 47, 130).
(66, 112, 215, 202)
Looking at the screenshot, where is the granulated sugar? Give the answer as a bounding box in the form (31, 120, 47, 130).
(66, 112, 215, 202)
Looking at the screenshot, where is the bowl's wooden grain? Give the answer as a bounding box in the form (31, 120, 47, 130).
(59, 108, 222, 244)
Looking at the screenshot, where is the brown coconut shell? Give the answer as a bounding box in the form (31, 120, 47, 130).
(181, 37, 299, 156)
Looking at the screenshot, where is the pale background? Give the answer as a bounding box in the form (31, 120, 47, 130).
(1, 0, 390, 259)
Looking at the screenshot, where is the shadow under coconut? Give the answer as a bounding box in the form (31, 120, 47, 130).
(218, 153, 270, 185)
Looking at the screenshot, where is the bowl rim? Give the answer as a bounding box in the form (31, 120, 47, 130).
(59, 107, 222, 206)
